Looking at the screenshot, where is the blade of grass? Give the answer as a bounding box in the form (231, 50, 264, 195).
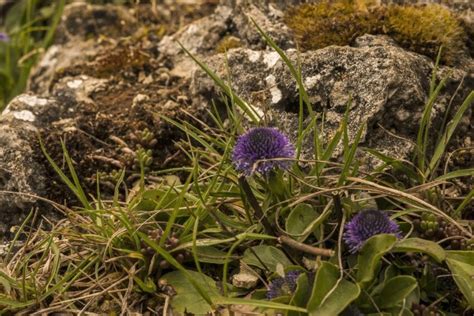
(39, 137, 91, 210)
(338, 123, 365, 186)
(426, 91, 474, 178)
(139, 232, 216, 308)
(178, 42, 261, 123)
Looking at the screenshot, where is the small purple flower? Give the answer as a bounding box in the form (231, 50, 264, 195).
(266, 271, 301, 299)
(0, 32, 9, 42)
(232, 127, 295, 176)
(344, 209, 401, 253)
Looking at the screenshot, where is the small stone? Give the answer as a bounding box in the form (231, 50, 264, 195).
(132, 94, 149, 108)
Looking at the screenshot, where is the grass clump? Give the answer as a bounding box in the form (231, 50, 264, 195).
(284, 1, 468, 64)
(0, 0, 65, 111)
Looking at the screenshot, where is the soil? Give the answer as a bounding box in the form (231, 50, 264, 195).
(37, 2, 218, 205)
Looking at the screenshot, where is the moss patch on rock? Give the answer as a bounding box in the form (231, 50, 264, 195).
(284, 1, 468, 65)
(216, 35, 243, 53)
(284, 1, 384, 50)
(386, 4, 466, 64)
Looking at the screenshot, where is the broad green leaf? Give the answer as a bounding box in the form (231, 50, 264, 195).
(392, 238, 446, 263)
(307, 262, 360, 315)
(307, 262, 339, 310)
(216, 297, 307, 313)
(286, 203, 319, 237)
(446, 251, 474, 307)
(139, 232, 215, 306)
(446, 251, 474, 265)
(374, 276, 418, 309)
(195, 246, 234, 264)
(357, 234, 397, 284)
(243, 245, 292, 272)
(309, 279, 360, 315)
(287, 273, 311, 316)
(162, 270, 220, 315)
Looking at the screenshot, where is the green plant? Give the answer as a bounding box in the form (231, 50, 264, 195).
(0, 0, 65, 111)
(1, 18, 473, 316)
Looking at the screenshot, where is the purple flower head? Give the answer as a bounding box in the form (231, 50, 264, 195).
(0, 32, 9, 42)
(344, 209, 401, 253)
(266, 271, 301, 300)
(232, 127, 295, 176)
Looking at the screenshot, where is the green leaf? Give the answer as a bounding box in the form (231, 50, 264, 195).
(446, 251, 474, 307)
(434, 168, 474, 182)
(307, 262, 339, 310)
(416, 73, 449, 173)
(310, 280, 360, 316)
(216, 297, 307, 313)
(162, 270, 220, 315)
(374, 276, 418, 309)
(287, 273, 311, 316)
(363, 147, 419, 181)
(39, 137, 91, 210)
(243, 245, 292, 272)
(392, 238, 446, 263)
(357, 234, 397, 284)
(286, 203, 319, 236)
(427, 91, 474, 178)
(338, 121, 365, 185)
(195, 246, 234, 264)
(133, 276, 157, 294)
(139, 232, 215, 307)
(446, 251, 474, 264)
(0, 275, 11, 294)
(307, 262, 360, 315)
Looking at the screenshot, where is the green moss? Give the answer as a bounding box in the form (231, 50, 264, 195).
(386, 4, 466, 64)
(284, 1, 467, 65)
(216, 35, 242, 53)
(284, 0, 384, 50)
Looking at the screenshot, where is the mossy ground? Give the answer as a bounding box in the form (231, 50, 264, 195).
(284, 1, 468, 65)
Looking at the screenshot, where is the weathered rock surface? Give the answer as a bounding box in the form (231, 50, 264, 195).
(0, 95, 63, 234)
(192, 34, 472, 162)
(0, 1, 472, 236)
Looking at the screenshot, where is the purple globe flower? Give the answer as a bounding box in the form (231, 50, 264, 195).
(0, 32, 9, 42)
(232, 127, 295, 176)
(266, 271, 301, 299)
(344, 209, 401, 253)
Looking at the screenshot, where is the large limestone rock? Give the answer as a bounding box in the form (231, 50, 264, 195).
(0, 95, 65, 234)
(191, 34, 472, 164)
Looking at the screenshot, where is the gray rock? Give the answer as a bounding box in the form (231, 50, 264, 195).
(191, 34, 472, 166)
(0, 94, 64, 236)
